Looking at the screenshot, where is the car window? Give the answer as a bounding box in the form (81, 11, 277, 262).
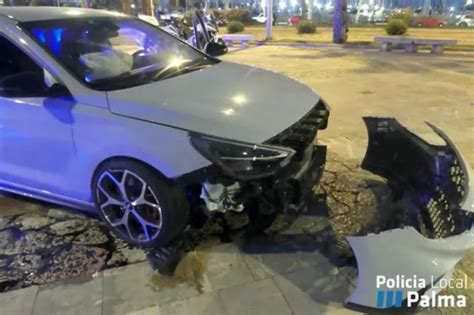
(0, 36, 50, 98)
(21, 17, 217, 91)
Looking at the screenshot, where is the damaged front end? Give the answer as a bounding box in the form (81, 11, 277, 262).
(182, 99, 330, 231)
(346, 117, 474, 312)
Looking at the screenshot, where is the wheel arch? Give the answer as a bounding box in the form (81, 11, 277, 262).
(91, 155, 169, 191)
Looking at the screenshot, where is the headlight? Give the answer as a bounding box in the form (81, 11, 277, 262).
(189, 133, 295, 180)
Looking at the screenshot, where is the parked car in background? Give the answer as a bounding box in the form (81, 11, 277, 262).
(369, 9, 390, 23)
(413, 16, 448, 27)
(457, 14, 474, 27)
(252, 13, 267, 23)
(288, 16, 303, 26)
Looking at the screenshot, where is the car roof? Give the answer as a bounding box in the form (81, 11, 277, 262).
(0, 7, 126, 23)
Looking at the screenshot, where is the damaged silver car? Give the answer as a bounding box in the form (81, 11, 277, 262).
(0, 7, 329, 247)
(0, 8, 472, 313)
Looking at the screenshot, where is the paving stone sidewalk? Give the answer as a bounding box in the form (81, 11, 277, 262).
(0, 241, 361, 315)
(0, 152, 472, 315)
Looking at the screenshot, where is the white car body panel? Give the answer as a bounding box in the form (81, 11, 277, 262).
(347, 226, 474, 308)
(107, 62, 318, 143)
(70, 104, 211, 202)
(457, 15, 474, 26)
(0, 96, 76, 194)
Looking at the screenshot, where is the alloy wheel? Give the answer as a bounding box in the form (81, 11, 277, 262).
(96, 169, 163, 243)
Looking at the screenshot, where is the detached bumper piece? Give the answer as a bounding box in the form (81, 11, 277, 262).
(346, 117, 474, 312)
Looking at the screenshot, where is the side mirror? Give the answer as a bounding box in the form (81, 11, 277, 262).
(47, 83, 72, 99)
(205, 40, 228, 57)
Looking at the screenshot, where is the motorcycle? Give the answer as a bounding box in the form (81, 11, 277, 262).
(158, 7, 227, 57)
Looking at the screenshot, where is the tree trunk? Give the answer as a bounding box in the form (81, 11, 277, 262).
(333, 0, 347, 44)
(299, 0, 307, 18)
(141, 0, 153, 15)
(122, 0, 132, 14)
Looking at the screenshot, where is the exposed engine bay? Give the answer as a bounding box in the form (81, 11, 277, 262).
(200, 181, 244, 213)
(182, 99, 330, 234)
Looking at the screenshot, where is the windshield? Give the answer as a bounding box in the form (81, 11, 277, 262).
(21, 17, 216, 90)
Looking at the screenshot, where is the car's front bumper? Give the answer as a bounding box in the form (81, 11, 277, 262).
(346, 118, 474, 312)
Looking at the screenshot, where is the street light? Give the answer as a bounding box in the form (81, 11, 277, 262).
(266, 0, 273, 40)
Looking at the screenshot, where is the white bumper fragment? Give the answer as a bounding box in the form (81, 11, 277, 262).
(346, 118, 474, 311)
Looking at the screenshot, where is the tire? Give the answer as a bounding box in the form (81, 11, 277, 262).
(92, 159, 189, 247)
(417, 23, 423, 27)
(459, 22, 468, 27)
(438, 23, 445, 28)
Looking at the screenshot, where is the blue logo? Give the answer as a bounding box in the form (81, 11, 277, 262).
(376, 290, 404, 308)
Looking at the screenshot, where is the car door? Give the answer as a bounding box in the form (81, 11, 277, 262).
(0, 35, 77, 195)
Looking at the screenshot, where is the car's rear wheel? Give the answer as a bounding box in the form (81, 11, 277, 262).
(92, 159, 189, 247)
(438, 23, 445, 27)
(459, 22, 468, 27)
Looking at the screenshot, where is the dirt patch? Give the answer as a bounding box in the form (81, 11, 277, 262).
(148, 240, 216, 294)
(0, 205, 150, 292)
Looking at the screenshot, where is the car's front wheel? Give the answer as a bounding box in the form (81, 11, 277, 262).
(92, 159, 189, 247)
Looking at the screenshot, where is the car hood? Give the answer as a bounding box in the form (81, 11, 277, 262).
(106, 61, 319, 143)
